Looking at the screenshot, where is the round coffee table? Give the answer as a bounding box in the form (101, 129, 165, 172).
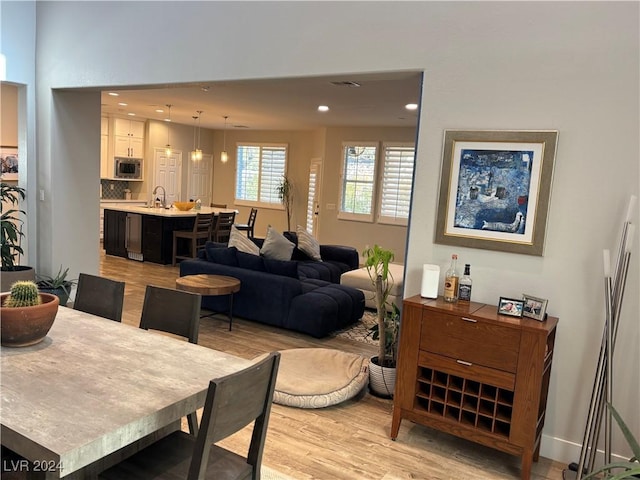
(175, 274, 241, 330)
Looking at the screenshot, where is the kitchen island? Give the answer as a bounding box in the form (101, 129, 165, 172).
(103, 205, 235, 265)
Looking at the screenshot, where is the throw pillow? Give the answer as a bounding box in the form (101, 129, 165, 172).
(236, 251, 266, 271)
(228, 225, 260, 255)
(296, 225, 322, 262)
(264, 258, 299, 279)
(205, 244, 238, 266)
(260, 226, 295, 261)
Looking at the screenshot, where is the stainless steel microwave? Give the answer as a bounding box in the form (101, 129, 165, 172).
(114, 157, 142, 179)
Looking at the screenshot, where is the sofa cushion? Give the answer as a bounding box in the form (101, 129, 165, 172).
(205, 243, 238, 266)
(260, 226, 295, 261)
(237, 251, 266, 271)
(296, 225, 322, 262)
(229, 225, 260, 255)
(264, 258, 299, 279)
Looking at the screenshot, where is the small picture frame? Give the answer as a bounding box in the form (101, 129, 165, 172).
(522, 294, 548, 321)
(498, 297, 524, 317)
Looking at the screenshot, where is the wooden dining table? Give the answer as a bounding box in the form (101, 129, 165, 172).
(0, 307, 251, 479)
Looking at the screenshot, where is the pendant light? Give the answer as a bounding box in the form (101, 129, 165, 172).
(190, 111, 203, 162)
(220, 115, 228, 164)
(165, 104, 173, 157)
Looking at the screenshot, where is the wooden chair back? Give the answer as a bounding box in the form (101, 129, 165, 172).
(139, 285, 201, 344)
(188, 352, 281, 479)
(212, 211, 236, 243)
(74, 273, 125, 322)
(235, 207, 258, 238)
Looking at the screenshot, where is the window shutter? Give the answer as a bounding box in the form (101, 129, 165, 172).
(378, 144, 415, 225)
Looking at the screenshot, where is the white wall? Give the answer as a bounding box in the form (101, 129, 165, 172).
(7, 0, 639, 465)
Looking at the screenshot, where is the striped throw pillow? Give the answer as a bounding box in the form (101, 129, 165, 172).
(296, 225, 322, 261)
(228, 225, 260, 255)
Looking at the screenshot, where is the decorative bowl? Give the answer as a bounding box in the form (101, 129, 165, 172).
(1, 293, 60, 347)
(173, 202, 196, 211)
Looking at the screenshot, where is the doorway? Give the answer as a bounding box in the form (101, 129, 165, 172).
(153, 148, 182, 205)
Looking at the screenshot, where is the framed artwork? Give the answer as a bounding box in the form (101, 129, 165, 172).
(522, 294, 548, 321)
(1, 146, 19, 181)
(497, 297, 524, 317)
(435, 130, 558, 256)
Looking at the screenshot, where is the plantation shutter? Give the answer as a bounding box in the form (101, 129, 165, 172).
(378, 144, 415, 225)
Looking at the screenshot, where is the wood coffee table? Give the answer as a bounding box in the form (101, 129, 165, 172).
(175, 274, 241, 331)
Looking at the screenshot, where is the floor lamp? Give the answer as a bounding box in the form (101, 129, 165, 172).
(563, 195, 636, 480)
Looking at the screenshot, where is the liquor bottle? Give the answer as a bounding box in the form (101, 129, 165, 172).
(458, 264, 473, 302)
(443, 254, 459, 303)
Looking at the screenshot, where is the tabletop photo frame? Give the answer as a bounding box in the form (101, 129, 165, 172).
(522, 293, 548, 321)
(435, 130, 558, 256)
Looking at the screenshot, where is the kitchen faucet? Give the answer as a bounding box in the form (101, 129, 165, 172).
(152, 185, 166, 209)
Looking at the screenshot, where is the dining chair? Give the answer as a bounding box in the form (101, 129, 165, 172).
(172, 213, 215, 266)
(73, 273, 125, 322)
(211, 211, 236, 244)
(234, 208, 258, 239)
(139, 285, 202, 435)
(209, 203, 227, 208)
(98, 351, 281, 480)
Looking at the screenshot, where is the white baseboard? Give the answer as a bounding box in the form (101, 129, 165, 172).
(540, 433, 630, 469)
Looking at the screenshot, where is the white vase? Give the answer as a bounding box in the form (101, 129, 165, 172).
(368, 356, 396, 398)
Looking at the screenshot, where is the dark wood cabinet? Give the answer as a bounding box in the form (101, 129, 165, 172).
(103, 209, 127, 258)
(391, 296, 558, 480)
(142, 216, 164, 264)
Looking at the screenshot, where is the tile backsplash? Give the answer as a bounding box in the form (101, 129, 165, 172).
(100, 180, 130, 199)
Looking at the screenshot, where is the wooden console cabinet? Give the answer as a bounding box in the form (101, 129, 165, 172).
(391, 295, 558, 480)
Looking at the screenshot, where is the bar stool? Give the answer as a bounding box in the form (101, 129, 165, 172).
(172, 213, 214, 266)
(211, 211, 236, 244)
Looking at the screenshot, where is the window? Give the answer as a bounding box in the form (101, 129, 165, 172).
(377, 143, 415, 225)
(338, 143, 378, 222)
(235, 143, 287, 207)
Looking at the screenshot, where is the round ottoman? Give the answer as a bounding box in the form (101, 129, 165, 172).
(273, 348, 368, 408)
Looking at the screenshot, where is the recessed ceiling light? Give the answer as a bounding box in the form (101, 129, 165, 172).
(405, 103, 418, 111)
(127, 112, 136, 116)
(108, 92, 119, 97)
(118, 102, 128, 106)
(155, 109, 164, 113)
(318, 105, 329, 112)
(164, 118, 171, 122)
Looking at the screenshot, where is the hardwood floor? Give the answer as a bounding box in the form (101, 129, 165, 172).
(100, 252, 566, 480)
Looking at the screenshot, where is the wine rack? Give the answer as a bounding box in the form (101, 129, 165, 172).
(391, 296, 558, 480)
(415, 367, 513, 438)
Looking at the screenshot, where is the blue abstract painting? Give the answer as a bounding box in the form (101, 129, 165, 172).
(453, 149, 534, 235)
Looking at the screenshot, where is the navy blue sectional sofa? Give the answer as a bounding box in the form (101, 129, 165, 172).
(179, 239, 364, 338)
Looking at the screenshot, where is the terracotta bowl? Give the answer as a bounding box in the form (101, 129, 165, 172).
(1, 293, 60, 347)
(173, 201, 196, 211)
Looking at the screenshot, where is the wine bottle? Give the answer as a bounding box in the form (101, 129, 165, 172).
(443, 254, 459, 303)
(458, 264, 472, 302)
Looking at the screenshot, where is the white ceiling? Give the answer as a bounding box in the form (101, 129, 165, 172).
(99, 71, 423, 131)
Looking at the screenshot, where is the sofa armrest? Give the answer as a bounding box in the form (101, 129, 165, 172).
(320, 245, 359, 270)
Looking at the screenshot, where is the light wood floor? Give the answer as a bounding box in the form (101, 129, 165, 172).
(100, 252, 566, 480)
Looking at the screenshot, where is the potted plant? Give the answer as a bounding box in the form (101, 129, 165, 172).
(37, 266, 77, 307)
(1, 182, 35, 291)
(584, 403, 639, 479)
(363, 244, 400, 398)
(1, 280, 59, 347)
(276, 175, 294, 233)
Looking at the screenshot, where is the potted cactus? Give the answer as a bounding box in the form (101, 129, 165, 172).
(1, 280, 59, 347)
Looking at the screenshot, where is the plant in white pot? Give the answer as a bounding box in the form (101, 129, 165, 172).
(1, 182, 35, 291)
(363, 244, 400, 398)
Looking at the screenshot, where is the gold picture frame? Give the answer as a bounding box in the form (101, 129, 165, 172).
(435, 130, 558, 256)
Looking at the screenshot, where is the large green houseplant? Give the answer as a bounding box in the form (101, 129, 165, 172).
(1, 183, 35, 291)
(363, 244, 400, 397)
(276, 175, 294, 232)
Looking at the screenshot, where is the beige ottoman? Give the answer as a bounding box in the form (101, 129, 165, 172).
(340, 263, 404, 309)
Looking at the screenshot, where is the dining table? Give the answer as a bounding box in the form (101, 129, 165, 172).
(0, 306, 251, 479)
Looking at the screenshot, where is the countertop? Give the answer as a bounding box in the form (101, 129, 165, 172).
(102, 204, 236, 217)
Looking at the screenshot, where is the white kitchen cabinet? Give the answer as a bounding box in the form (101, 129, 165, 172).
(100, 117, 110, 179)
(100, 200, 147, 240)
(113, 118, 145, 158)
